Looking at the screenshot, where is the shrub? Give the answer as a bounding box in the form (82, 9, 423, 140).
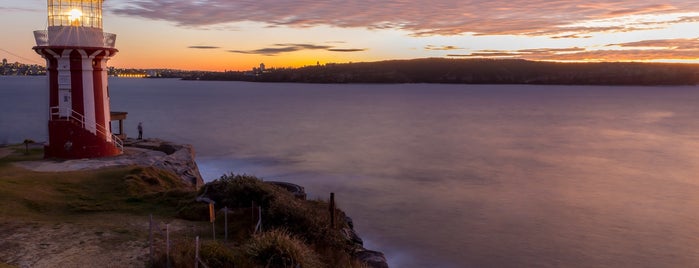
(201, 174, 282, 208)
(202, 174, 348, 248)
(244, 229, 323, 268)
(200, 241, 237, 268)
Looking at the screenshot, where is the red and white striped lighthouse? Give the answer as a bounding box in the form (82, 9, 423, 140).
(33, 0, 122, 159)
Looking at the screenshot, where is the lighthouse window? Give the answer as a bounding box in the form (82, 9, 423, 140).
(47, 0, 103, 28)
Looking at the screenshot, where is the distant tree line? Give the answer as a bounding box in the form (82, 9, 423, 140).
(190, 58, 699, 85)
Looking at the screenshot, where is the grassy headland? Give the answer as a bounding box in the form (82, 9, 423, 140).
(0, 145, 369, 267)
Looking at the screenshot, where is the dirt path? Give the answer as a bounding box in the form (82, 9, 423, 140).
(0, 148, 11, 159)
(0, 220, 148, 267)
(0, 215, 199, 268)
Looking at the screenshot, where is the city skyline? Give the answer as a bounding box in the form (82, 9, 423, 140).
(1, 0, 698, 71)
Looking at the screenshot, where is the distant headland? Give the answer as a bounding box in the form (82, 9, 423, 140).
(4, 58, 699, 85)
(188, 58, 699, 86)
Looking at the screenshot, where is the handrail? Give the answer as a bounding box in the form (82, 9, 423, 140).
(49, 106, 124, 152)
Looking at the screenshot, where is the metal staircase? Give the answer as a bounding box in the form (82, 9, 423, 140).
(49, 106, 124, 152)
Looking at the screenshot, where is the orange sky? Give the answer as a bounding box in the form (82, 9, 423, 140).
(2, 1, 699, 71)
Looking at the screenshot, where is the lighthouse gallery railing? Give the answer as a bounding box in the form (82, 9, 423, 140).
(33, 30, 117, 48)
(49, 106, 124, 152)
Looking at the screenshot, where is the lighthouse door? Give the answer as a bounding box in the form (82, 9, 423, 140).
(58, 89, 71, 118)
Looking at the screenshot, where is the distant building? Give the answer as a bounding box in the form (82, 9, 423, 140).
(259, 63, 266, 73)
(1, 58, 6, 65)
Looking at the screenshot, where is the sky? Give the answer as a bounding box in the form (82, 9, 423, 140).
(1, 0, 699, 71)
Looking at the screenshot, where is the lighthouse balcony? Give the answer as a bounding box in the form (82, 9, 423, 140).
(34, 29, 116, 48)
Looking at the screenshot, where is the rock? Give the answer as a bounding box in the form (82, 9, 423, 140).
(266, 181, 307, 200)
(340, 216, 388, 267)
(341, 227, 364, 246)
(355, 250, 389, 268)
(125, 138, 204, 189)
(345, 216, 355, 229)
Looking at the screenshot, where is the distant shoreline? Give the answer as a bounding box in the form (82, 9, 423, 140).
(183, 59, 699, 86)
(5, 58, 698, 86)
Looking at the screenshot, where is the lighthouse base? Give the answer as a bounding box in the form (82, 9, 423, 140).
(45, 121, 122, 159)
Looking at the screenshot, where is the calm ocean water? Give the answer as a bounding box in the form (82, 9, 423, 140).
(3, 76, 699, 267)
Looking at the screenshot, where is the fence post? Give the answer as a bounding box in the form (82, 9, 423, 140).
(195, 236, 200, 268)
(224, 207, 228, 241)
(149, 214, 154, 265)
(166, 223, 171, 268)
(329, 193, 336, 229)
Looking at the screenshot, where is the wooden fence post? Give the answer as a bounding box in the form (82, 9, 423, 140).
(149, 214, 154, 265)
(224, 207, 228, 241)
(195, 236, 200, 268)
(329, 193, 336, 229)
(166, 223, 170, 268)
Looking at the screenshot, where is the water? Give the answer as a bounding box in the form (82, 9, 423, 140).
(3, 76, 699, 267)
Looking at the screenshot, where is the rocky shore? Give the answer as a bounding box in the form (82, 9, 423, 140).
(14, 138, 204, 189)
(266, 181, 388, 268)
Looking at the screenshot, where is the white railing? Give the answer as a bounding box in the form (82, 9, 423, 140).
(33, 30, 117, 48)
(34, 30, 49, 46)
(103, 33, 117, 48)
(49, 106, 124, 152)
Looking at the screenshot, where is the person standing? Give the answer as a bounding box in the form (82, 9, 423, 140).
(137, 122, 143, 140)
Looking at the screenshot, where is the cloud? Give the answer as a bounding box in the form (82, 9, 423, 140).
(0, 6, 41, 12)
(189, 46, 220, 49)
(328, 48, 367, 52)
(447, 40, 699, 61)
(425, 45, 463, 51)
(604, 4, 676, 17)
(229, 43, 366, 56)
(112, 1, 699, 37)
(610, 38, 699, 50)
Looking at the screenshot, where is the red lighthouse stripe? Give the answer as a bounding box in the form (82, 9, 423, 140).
(47, 56, 59, 108)
(69, 49, 85, 117)
(93, 60, 105, 138)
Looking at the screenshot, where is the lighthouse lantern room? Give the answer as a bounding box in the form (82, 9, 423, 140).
(34, 0, 122, 159)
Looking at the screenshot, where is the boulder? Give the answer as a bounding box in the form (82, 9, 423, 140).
(125, 139, 204, 189)
(355, 250, 389, 268)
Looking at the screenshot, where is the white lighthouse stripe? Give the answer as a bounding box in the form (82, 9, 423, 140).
(57, 50, 73, 117)
(100, 58, 112, 142)
(78, 49, 97, 135)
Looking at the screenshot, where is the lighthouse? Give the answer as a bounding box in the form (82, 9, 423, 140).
(33, 0, 122, 159)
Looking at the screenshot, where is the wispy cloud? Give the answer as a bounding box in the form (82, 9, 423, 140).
(425, 45, 463, 51)
(189, 46, 221, 49)
(328, 48, 367, 52)
(0, 6, 41, 12)
(448, 39, 699, 61)
(229, 43, 366, 56)
(610, 38, 699, 50)
(112, 1, 699, 37)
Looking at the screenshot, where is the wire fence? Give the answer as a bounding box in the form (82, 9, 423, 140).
(147, 202, 264, 268)
(146, 192, 338, 267)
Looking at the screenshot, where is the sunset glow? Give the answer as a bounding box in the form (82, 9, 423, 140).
(1, 1, 699, 71)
